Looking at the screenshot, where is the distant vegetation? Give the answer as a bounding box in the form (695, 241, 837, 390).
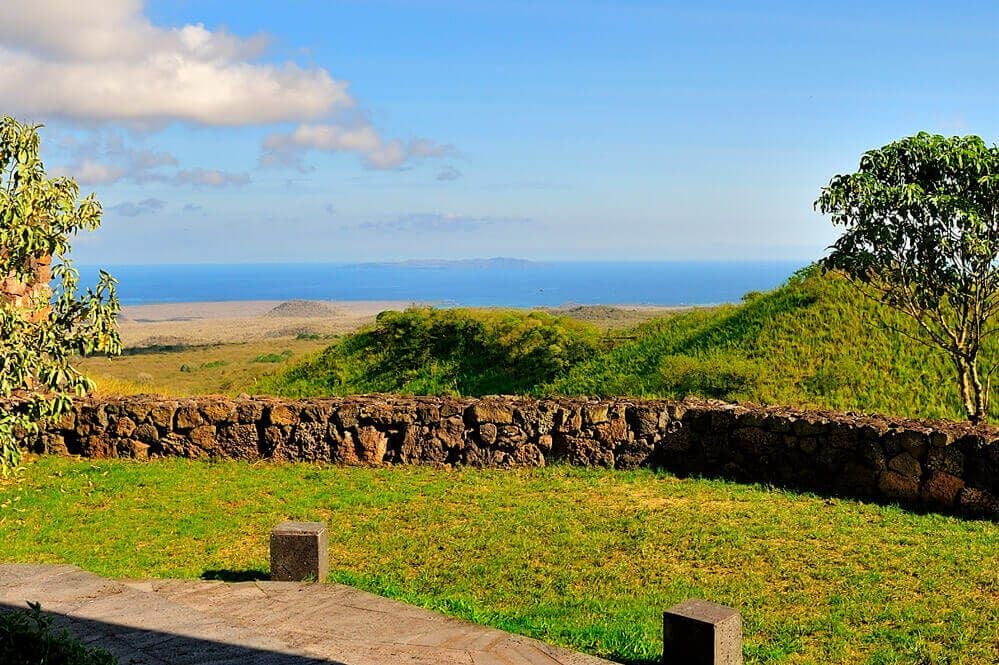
(259, 308, 602, 397)
(263, 267, 999, 422)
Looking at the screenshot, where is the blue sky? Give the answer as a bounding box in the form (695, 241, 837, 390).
(3, 0, 996, 263)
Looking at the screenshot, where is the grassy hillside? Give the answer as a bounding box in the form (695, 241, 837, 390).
(552, 268, 998, 420)
(260, 268, 997, 422)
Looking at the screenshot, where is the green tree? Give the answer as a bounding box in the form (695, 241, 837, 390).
(816, 132, 999, 423)
(0, 116, 121, 473)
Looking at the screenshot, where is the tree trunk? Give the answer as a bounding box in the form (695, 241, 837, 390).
(954, 354, 986, 424)
(969, 357, 988, 424)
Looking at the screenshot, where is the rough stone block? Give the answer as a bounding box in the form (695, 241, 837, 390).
(557, 435, 614, 468)
(267, 403, 300, 427)
(468, 401, 514, 425)
(174, 404, 204, 430)
(582, 404, 609, 425)
(878, 469, 920, 501)
(664, 599, 742, 665)
(478, 422, 498, 445)
(270, 521, 329, 582)
(594, 416, 629, 445)
(356, 425, 388, 463)
(200, 398, 237, 423)
(887, 452, 921, 478)
(958, 487, 999, 517)
(925, 446, 964, 476)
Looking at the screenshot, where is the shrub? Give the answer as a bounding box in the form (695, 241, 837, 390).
(252, 350, 293, 364)
(0, 602, 116, 665)
(262, 307, 602, 397)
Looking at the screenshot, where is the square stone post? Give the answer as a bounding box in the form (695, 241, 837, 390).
(663, 599, 742, 665)
(270, 521, 329, 582)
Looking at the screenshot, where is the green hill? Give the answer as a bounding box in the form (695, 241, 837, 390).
(260, 267, 998, 422)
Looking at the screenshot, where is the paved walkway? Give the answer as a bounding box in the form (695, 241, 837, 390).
(0, 564, 617, 665)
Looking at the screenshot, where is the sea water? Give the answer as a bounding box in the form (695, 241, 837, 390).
(77, 260, 806, 307)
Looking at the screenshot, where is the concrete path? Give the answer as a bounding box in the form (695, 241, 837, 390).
(0, 564, 617, 665)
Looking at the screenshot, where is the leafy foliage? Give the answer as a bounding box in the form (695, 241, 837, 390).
(261, 307, 602, 397)
(0, 117, 120, 473)
(816, 132, 999, 422)
(0, 602, 117, 665)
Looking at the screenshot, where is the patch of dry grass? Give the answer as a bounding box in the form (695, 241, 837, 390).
(78, 337, 331, 397)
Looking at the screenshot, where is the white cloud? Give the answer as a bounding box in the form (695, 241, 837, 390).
(262, 123, 454, 170)
(64, 159, 127, 185)
(174, 168, 250, 187)
(3, 1, 452, 177)
(0, 0, 350, 126)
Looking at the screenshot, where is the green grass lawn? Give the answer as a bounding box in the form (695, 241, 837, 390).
(2, 457, 996, 664)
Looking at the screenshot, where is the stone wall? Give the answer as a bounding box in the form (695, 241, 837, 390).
(24, 394, 999, 518)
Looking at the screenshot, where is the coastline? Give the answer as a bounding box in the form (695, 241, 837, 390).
(116, 299, 691, 347)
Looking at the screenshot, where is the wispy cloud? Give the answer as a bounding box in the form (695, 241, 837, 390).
(174, 168, 250, 187)
(436, 166, 462, 182)
(106, 197, 166, 217)
(261, 123, 453, 171)
(50, 131, 248, 186)
(52, 131, 177, 184)
(357, 212, 533, 233)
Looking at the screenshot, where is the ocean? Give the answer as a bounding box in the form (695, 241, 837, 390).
(77, 260, 807, 307)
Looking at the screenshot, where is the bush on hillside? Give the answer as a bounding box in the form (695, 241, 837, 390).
(262, 307, 602, 397)
(0, 602, 116, 665)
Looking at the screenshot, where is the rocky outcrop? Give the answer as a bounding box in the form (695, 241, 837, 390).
(22, 394, 999, 518)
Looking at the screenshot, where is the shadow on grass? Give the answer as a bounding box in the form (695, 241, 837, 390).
(201, 568, 270, 582)
(657, 465, 997, 522)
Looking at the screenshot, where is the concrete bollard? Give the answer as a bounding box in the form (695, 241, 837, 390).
(663, 599, 742, 665)
(270, 521, 329, 582)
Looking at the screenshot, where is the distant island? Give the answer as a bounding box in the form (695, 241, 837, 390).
(365, 257, 539, 270)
